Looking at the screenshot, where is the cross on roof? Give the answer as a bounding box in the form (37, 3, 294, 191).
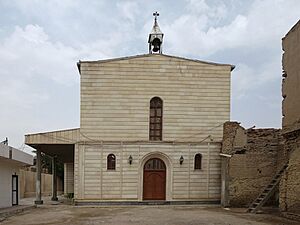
(153, 11, 159, 21)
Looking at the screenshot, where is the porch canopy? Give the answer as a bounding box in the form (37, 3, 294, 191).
(25, 128, 79, 163)
(25, 128, 79, 204)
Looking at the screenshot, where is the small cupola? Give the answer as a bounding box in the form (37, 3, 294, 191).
(148, 11, 164, 54)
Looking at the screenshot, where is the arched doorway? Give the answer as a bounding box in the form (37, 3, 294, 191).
(143, 158, 166, 200)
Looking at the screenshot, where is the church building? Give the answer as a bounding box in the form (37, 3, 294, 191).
(25, 13, 234, 204)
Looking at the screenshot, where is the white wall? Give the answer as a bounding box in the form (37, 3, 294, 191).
(0, 143, 33, 165)
(0, 160, 20, 208)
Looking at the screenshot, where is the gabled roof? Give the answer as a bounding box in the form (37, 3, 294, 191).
(77, 53, 235, 74)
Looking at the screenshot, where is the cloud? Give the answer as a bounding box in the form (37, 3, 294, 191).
(0, 22, 132, 150)
(0, 0, 300, 150)
(0, 24, 81, 152)
(185, 0, 228, 23)
(0, 24, 78, 85)
(158, 0, 298, 129)
(117, 1, 140, 22)
(232, 54, 282, 99)
(164, 0, 300, 57)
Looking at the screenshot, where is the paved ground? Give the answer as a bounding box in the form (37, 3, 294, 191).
(1, 204, 298, 225)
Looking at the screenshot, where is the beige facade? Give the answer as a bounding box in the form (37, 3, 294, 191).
(72, 54, 233, 203)
(74, 142, 222, 201)
(79, 54, 232, 143)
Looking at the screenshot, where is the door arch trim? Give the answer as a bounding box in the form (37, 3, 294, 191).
(138, 152, 173, 201)
(143, 158, 166, 200)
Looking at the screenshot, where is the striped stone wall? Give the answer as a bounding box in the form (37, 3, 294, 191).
(74, 142, 221, 201)
(79, 54, 232, 143)
(75, 54, 232, 201)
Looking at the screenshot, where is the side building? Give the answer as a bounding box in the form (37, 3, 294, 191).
(280, 19, 300, 216)
(0, 143, 33, 208)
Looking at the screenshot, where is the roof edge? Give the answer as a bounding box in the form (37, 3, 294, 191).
(282, 19, 300, 40)
(77, 53, 235, 71)
(25, 128, 80, 137)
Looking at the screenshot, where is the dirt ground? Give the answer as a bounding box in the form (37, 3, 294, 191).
(1, 204, 298, 225)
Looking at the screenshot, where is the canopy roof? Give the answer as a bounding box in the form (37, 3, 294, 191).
(25, 128, 79, 163)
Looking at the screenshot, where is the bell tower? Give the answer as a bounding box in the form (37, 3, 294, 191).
(148, 12, 164, 54)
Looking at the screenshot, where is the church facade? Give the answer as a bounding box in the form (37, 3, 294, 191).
(26, 15, 234, 204)
(76, 53, 233, 203)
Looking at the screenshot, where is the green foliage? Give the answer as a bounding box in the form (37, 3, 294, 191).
(66, 193, 74, 199)
(32, 150, 64, 179)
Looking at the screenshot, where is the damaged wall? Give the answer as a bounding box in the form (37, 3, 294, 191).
(222, 122, 284, 207)
(279, 135, 300, 213)
(280, 19, 300, 214)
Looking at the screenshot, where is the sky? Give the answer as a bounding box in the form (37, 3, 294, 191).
(0, 0, 299, 153)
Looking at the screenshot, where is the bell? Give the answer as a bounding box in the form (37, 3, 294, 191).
(153, 44, 160, 52)
(152, 38, 161, 52)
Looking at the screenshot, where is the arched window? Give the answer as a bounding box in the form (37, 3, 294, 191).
(144, 158, 166, 171)
(107, 154, 116, 170)
(149, 97, 163, 141)
(194, 153, 202, 170)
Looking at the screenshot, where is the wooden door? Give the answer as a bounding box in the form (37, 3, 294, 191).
(143, 158, 166, 200)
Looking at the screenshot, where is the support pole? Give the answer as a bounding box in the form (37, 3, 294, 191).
(51, 156, 58, 201)
(34, 150, 43, 204)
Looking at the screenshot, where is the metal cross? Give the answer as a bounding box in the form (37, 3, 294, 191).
(153, 11, 159, 21)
